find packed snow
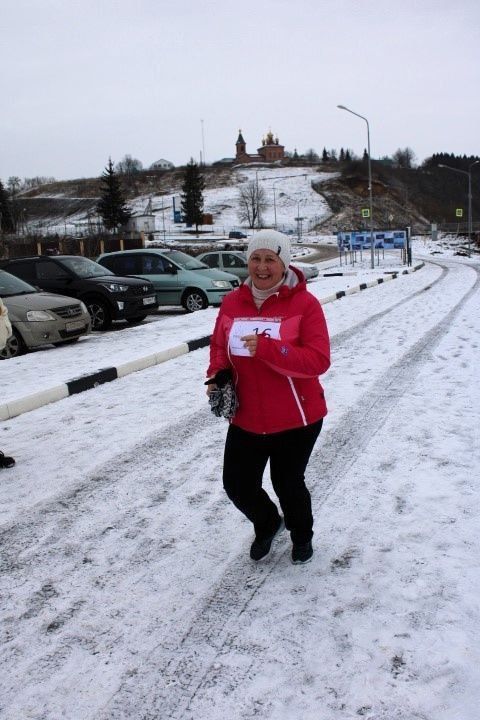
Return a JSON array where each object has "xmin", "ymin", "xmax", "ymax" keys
[{"xmin": 1, "ymin": 240, "xmax": 479, "ymax": 720}]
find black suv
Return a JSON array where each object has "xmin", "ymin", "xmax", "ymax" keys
[{"xmin": 0, "ymin": 255, "xmax": 158, "ymax": 330}]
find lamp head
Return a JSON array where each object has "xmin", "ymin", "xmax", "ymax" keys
[{"xmin": 337, "ymin": 105, "xmax": 347, "ymax": 110}]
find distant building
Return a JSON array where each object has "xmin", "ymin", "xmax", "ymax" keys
[
  {"xmin": 149, "ymin": 159, "xmax": 174, "ymax": 170},
  {"xmin": 123, "ymin": 198, "xmax": 156, "ymax": 234},
  {"xmin": 235, "ymin": 129, "xmax": 285, "ymax": 164},
  {"xmin": 124, "ymin": 214, "xmax": 155, "ymax": 234}
]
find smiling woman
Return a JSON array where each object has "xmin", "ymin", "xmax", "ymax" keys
[
  {"xmin": 206, "ymin": 229, "xmax": 331, "ymax": 565},
  {"xmin": 247, "ymin": 249, "xmax": 285, "ymax": 290}
]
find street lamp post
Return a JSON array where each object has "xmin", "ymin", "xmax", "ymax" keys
[
  {"xmin": 337, "ymin": 105, "xmax": 375, "ymax": 269},
  {"xmin": 273, "ymin": 185, "xmax": 278, "ymax": 230},
  {"xmin": 438, "ymin": 160, "xmax": 479, "ymax": 257},
  {"xmin": 272, "ymin": 178, "xmax": 285, "ymax": 230},
  {"xmin": 255, "ymin": 171, "xmax": 260, "ymax": 230}
]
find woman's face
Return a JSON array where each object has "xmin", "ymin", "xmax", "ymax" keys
[{"xmin": 248, "ymin": 249, "xmax": 285, "ymax": 290}]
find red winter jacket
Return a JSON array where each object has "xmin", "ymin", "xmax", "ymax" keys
[{"xmin": 207, "ymin": 267, "xmax": 330, "ymax": 434}]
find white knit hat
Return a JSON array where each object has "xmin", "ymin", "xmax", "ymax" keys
[{"xmin": 246, "ymin": 229, "xmax": 291, "ymax": 268}]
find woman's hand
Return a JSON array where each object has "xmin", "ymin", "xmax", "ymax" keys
[
  {"xmin": 205, "ymin": 380, "xmax": 217, "ymax": 396},
  {"xmin": 241, "ymin": 334, "xmax": 259, "ymax": 357}
]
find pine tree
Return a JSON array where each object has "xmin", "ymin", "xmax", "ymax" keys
[
  {"xmin": 0, "ymin": 180, "xmax": 14, "ymax": 232},
  {"xmin": 181, "ymin": 159, "xmax": 205, "ymax": 230},
  {"xmin": 322, "ymin": 148, "xmax": 329, "ymax": 163},
  {"xmin": 96, "ymin": 158, "xmax": 131, "ymax": 232},
  {"xmin": 339, "ymin": 148, "xmax": 345, "ymax": 162}
]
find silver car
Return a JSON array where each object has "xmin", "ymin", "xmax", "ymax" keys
[
  {"xmin": 197, "ymin": 250, "xmax": 320, "ymax": 281},
  {"xmin": 0, "ymin": 269, "xmax": 91, "ymax": 359}
]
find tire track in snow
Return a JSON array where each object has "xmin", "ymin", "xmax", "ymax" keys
[
  {"xmin": 313, "ymin": 262, "xmax": 479, "ymax": 501},
  {"xmin": 99, "ymin": 261, "xmax": 480, "ymax": 720},
  {"xmin": 330, "ymin": 259, "xmax": 447, "ymax": 349}
]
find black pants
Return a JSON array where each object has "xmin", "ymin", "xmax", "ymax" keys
[{"xmin": 222, "ymin": 420, "xmax": 322, "ymax": 544}]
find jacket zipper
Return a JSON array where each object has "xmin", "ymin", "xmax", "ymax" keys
[{"xmin": 287, "ymin": 377, "xmax": 307, "ymax": 426}]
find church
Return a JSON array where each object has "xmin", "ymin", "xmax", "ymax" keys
[{"xmin": 235, "ymin": 129, "xmax": 285, "ymax": 164}]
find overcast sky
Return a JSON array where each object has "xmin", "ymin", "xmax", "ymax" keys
[{"xmin": 1, "ymin": 0, "xmax": 479, "ymax": 182}]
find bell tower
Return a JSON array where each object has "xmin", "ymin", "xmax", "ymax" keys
[{"xmin": 236, "ymin": 129, "xmax": 247, "ymax": 159}]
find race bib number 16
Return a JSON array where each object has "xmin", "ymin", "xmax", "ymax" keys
[{"xmin": 229, "ymin": 318, "xmax": 281, "ymax": 357}]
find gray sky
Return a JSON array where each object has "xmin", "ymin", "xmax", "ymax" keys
[{"xmin": 2, "ymin": 0, "xmax": 479, "ymax": 181}]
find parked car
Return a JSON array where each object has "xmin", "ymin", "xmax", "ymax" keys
[
  {"xmin": 197, "ymin": 250, "xmax": 249, "ymax": 280},
  {"xmin": 290, "ymin": 261, "xmax": 319, "ymax": 280},
  {"xmin": 96, "ymin": 248, "xmax": 240, "ymax": 312},
  {"xmin": 228, "ymin": 231, "xmax": 247, "ymax": 239},
  {"xmin": 0, "ymin": 269, "xmax": 91, "ymax": 359},
  {"xmin": 0, "ymin": 255, "xmax": 158, "ymax": 331},
  {"xmin": 197, "ymin": 250, "xmax": 320, "ymax": 282}
]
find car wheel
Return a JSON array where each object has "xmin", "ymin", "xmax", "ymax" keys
[
  {"xmin": 86, "ymin": 299, "xmax": 112, "ymax": 331},
  {"xmin": 0, "ymin": 329, "xmax": 26, "ymax": 359},
  {"xmin": 126, "ymin": 315, "xmax": 147, "ymax": 324},
  {"xmin": 182, "ymin": 289, "xmax": 208, "ymax": 312}
]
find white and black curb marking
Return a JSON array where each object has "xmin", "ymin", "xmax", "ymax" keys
[
  {"xmin": 0, "ymin": 263, "xmax": 424, "ymax": 421},
  {"xmin": 318, "ymin": 263, "xmax": 424, "ymax": 305}
]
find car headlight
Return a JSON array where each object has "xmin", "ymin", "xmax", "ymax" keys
[
  {"xmin": 100, "ymin": 282, "xmax": 129, "ymax": 292},
  {"xmin": 80, "ymin": 301, "xmax": 89, "ymax": 314},
  {"xmin": 26, "ymin": 310, "xmax": 56, "ymax": 322},
  {"xmin": 212, "ymin": 280, "xmax": 231, "ymax": 289}
]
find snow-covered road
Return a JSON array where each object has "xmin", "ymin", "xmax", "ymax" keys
[{"xmin": 1, "ymin": 254, "xmax": 479, "ymax": 720}]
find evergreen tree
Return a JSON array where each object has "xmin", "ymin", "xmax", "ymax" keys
[
  {"xmin": 322, "ymin": 148, "xmax": 329, "ymax": 163},
  {"xmin": 339, "ymin": 148, "xmax": 345, "ymax": 162},
  {"xmin": 181, "ymin": 158, "xmax": 205, "ymax": 230},
  {"xmin": 96, "ymin": 158, "xmax": 131, "ymax": 232},
  {"xmin": 0, "ymin": 180, "xmax": 14, "ymax": 232},
  {"xmin": 345, "ymin": 149, "xmax": 352, "ymax": 162}
]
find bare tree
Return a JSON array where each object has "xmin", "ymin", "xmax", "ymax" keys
[
  {"xmin": 115, "ymin": 155, "xmax": 143, "ymax": 175},
  {"xmin": 23, "ymin": 176, "xmax": 56, "ymax": 189},
  {"xmin": 304, "ymin": 148, "xmax": 320, "ymax": 162},
  {"xmin": 237, "ymin": 181, "xmax": 267, "ymax": 229},
  {"xmin": 7, "ymin": 176, "xmax": 22, "ymax": 194},
  {"xmin": 392, "ymin": 147, "xmax": 417, "ymax": 169},
  {"xmin": 6, "ymin": 177, "xmax": 22, "ymax": 232}
]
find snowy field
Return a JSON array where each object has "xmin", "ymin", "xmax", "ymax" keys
[{"xmin": 1, "ymin": 243, "xmax": 479, "ymax": 720}]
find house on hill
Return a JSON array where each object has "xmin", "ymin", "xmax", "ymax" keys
[
  {"xmin": 149, "ymin": 159, "xmax": 174, "ymax": 170},
  {"xmin": 235, "ymin": 129, "xmax": 285, "ymax": 164}
]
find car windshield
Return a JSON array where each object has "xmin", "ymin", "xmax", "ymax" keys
[
  {"xmin": 59, "ymin": 256, "xmax": 114, "ymax": 278},
  {"xmin": 162, "ymin": 250, "xmax": 209, "ymax": 271},
  {"xmin": 0, "ymin": 269, "xmax": 37, "ymax": 297}
]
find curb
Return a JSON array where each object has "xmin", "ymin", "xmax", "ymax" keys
[
  {"xmin": 1, "ymin": 262, "xmax": 424, "ymax": 421},
  {"xmin": 318, "ymin": 262, "xmax": 424, "ymax": 305}
]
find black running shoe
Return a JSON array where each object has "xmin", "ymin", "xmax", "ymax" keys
[
  {"xmin": 250, "ymin": 517, "xmax": 284, "ymax": 561},
  {"xmin": 291, "ymin": 541, "xmax": 313, "ymax": 564},
  {"xmin": 0, "ymin": 451, "xmax": 15, "ymax": 469}
]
